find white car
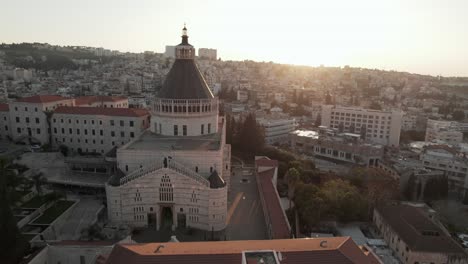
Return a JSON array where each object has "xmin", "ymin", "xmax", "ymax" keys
[
  {"xmin": 30, "ymin": 144, "xmax": 41, "ymax": 152},
  {"xmin": 457, "ymin": 234, "xmax": 468, "ymax": 248}
]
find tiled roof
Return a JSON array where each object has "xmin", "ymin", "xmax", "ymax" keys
[
  {"xmin": 105, "ymin": 237, "xmax": 379, "ymax": 264},
  {"xmin": 0, "ymin": 103, "xmax": 9, "ymax": 111},
  {"xmin": 255, "ymin": 157, "xmax": 279, "ymax": 168},
  {"xmin": 16, "ymin": 95, "xmax": 69, "ymax": 103},
  {"xmin": 159, "ymin": 59, "xmax": 214, "ymax": 99},
  {"xmin": 257, "ymin": 167, "xmax": 291, "ymax": 239},
  {"xmin": 53, "ymin": 106, "xmax": 149, "ymax": 117},
  {"xmin": 75, "ymin": 96, "xmax": 127, "ymax": 106},
  {"xmin": 376, "ymin": 204, "xmax": 467, "ymax": 255}
]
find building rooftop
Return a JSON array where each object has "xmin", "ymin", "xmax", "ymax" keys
[
  {"xmin": 74, "ymin": 95, "xmax": 127, "ymax": 106},
  {"xmin": 16, "ymin": 95, "xmax": 70, "ymax": 103},
  {"xmin": 121, "ymin": 130, "xmax": 222, "ymax": 152},
  {"xmin": 376, "ymin": 204, "xmax": 467, "ymax": 255},
  {"xmin": 105, "ymin": 237, "xmax": 380, "ymax": 264},
  {"xmin": 53, "ymin": 106, "xmax": 149, "ymax": 117}
]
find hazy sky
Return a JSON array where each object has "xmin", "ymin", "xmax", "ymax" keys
[{"xmin": 1, "ymin": 0, "xmax": 468, "ymax": 76}]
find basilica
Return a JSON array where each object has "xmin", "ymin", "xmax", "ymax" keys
[{"xmin": 105, "ymin": 26, "xmax": 231, "ymax": 232}]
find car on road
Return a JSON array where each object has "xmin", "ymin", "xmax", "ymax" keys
[{"xmin": 30, "ymin": 144, "xmax": 41, "ymax": 152}]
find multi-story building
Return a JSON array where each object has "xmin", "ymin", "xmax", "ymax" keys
[
  {"xmin": 402, "ymin": 113, "xmax": 418, "ymax": 131},
  {"xmin": 164, "ymin": 45, "xmax": 176, "ymax": 58},
  {"xmin": 420, "ymin": 145, "xmax": 468, "ymax": 196},
  {"xmin": 425, "ymin": 119, "xmax": 463, "ymax": 145},
  {"xmin": 257, "ymin": 116, "xmax": 297, "ymax": 145},
  {"xmin": 198, "ymin": 48, "xmax": 217, "ymax": 60},
  {"xmin": 321, "ymin": 105, "xmax": 403, "ymax": 147},
  {"xmin": 237, "ymin": 89, "xmax": 248, "ymax": 102},
  {"xmin": 51, "ymin": 107, "xmax": 150, "ymax": 154},
  {"xmin": 0, "ymin": 103, "xmax": 10, "ymax": 139},
  {"xmin": 290, "ymin": 129, "xmax": 384, "ymax": 166},
  {"xmin": 8, "ymin": 95, "xmax": 75, "ymax": 144},
  {"xmin": 105, "ymin": 26, "xmax": 230, "ymax": 232},
  {"xmin": 374, "ymin": 204, "xmax": 468, "ymax": 264},
  {"xmin": 1, "ymin": 95, "xmax": 141, "ymax": 153}
]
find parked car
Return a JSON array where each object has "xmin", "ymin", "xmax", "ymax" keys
[{"xmin": 30, "ymin": 144, "xmax": 41, "ymax": 152}]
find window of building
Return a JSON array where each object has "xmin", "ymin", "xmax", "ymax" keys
[
  {"xmin": 15, "ymin": 117, "xmax": 20, "ymax": 123},
  {"xmin": 100, "ymin": 130, "xmax": 103, "ymax": 136},
  {"xmin": 183, "ymin": 125, "xmax": 187, "ymax": 136},
  {"xmin": 92, "ymin": 129, "xmax": 95, "ymax": 135},
  {"xmin": 174, "ymin": 125, "xmax": 178, "ymax": 136},
  {"xmin": 111, "ymin": 131, "xmax": 115, "ymax": 137},
  {"xmin": 84, "ymin": 129, "xmax": 88, "ymax": 135},
  {"xmin": 110, "ymin": 120, "xmax": 114, "ymax": 126},
  {"xmin": 120, "ymin": 120, "xmax": 124, "ymax": 126},
  {"xmin": 77, "ymin": 129, "xmax": 80, "ymax": 135},
  {"xmin": 130, "ymin": 121, "xmax": 134, "ymax": 127},
  {"xmin": 120, "ymin": 131, "xmax": 125, "ymax": 137},
  {"xmin": 53, "ymin": 128, "xmax": 57, "ymax": 133},
  {"xmin": 130, "ymin": 132, "xmax": 135, "ymax": 138},
  {"xmin": 17, "ymin": 127, "xmax": 21, "ymax": 133},
  {"xmin": 201, "ymin": 124, "xmax": 204, "ymax": 134},
  {"xmin": 69, "ymin": 128, "xmax": 72, "ymax": 134},
  {"xmin": 208, "ymin": 123, "xmax": 211, "ymax": 134},
  {"xmin": 26, "ymin": 117, "xmax": 30, "ymax": 123}
]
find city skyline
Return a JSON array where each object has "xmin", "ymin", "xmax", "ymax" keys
[{"xmin": 1, "ymin": 0, "xmax": 468, "ymax": 77}]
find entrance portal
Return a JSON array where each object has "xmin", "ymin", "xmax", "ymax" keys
[{"xmin": 160, "ymin": 206, "xmax": 173, "ymax": 230}]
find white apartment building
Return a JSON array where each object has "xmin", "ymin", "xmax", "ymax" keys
[
  {"xmin": 257, "ymin": 116, "xmax": 297, "ymax": 145},
  {"xmin": 51, "ymin": 107, "xmax": 150, "ymax": 154},
  {"xmin": 420, "ymin": 145, "xmax": 468, "ymax": 196},
  {"xmin": 198, "ymin": 48, "xmax": 217, "ymax": 60},
  {"xmin": 164, "ymin": 45, "xmax": 176, "ymax": 58},
  {"xmin": 290, "ymin": 129, "xmax": 384, "ymax": 166},
  {"xmin": 321, "ymin": 105, "xmax": 403, "ymax": 147},
  {"xmin": 425, "ymin": 119, "xmax": 463, "ymax": 145},
  {"xmin": 13, "ymin": 68, "xmax": 33, "ymax": 81},
  {"xmin": 105, "ymin": 26, "xmax": 230, "ymax": 232}
]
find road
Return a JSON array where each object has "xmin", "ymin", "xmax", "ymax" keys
[{"xmin": 225, "ymin": 165, "xmax": 268, "ymax": 240}]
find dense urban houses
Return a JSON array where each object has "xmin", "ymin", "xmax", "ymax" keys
[
  {"xmin": 374, "ymin": 204, "xmax": 468, "ymax": 264},
  {"xmin": 425, "ymin": 119, "xmax": 464, "ymax": 145},
  {"xmin": 105, "ymin": 26, "xmax": 231, "ymax": 232},
  {"xmin": 290, "ymin": 128, "xmax": 384, "ymax": 166},
  {"xmin": 321, "ymin": 105, "xmax": 403, "ymax": 147}
]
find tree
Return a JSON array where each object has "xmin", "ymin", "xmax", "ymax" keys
[
  {"xmin": 286, "ymin": 168, "xmax": 301, "ymax": 209},
  {"xmin": 294, "ymin": 183, "xmax": 325, "ymax": 230},
  {"xmin": 0, "ymin": 159, "xmax": 29, "ymax": 263},
  {"xmin": 237, "ymin": 113, "xmax": 264, "ymax": 156},
  {"xmin": 31, "ymin": 172, "xmax": 47, "ymax": 195},
  {"xmin": 404, "ymin": 174, "xmax": 416, "ymax": 200}
]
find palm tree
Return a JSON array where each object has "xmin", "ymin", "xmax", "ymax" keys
[{"xmin": 31, "ymin": 172, "xmax": 47, "ymax": 195}]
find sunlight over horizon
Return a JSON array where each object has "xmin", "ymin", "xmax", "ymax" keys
[{"xmin": 1, "ymin": 0, "xmax": 468, "ymax": 76}]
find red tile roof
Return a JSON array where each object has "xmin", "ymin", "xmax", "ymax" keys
[
  {"xmin": 255, "ymin": 157, "xmax": 279, "ymax": 168},
  {"xmin": 257, "ymin": 167, "xmax": 291, "ymax": 239},
  {"xmin": 53, "ymin": 106, "xmax": 149, "ymax": 117},
  {"xmin": 75, "ymin": 96, "xmax": 127, "ymax": 106},
  {"xmin": 16, "ymin": 95, "xmax": 70, "ymax": 103},
  {"xmin": 105, "ymin": 238, "xmax": 379, "ymax": 264},
  {"xmin": 0, "ymin": 103, "xmax": 9, "ymax": 112}
]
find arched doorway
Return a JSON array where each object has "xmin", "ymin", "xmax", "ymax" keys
[{"xmin": 160, "ymin": 206, "xmax": 173, "ymax": 230}]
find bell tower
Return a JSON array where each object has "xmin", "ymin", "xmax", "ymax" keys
[{"xmin": 176, "ymin": 24, "xmax": 195, "ymax": 60}]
